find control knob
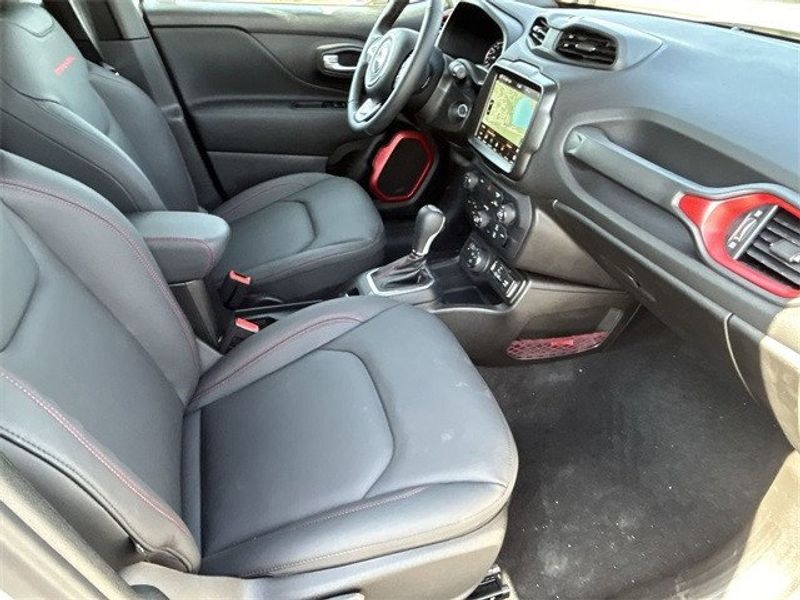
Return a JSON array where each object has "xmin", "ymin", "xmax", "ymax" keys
[
  {"xmin": 463, "ymin": 172, "xmax": 479, "ymax": 191},
  {"xmin": 464, "ymin": 244, "xmax": 489, "ymax": 272},
  {"xmin": 496, "ymin": 203, "xmax": 517, "ymax": 225},
  {"xmin": 472, "ymin": 209, "xmax": 491, "ymax": 230}
]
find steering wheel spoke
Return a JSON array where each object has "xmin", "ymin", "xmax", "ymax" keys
[{"xmin": 355, "ymin": 98, "xmax": 383, "ymax": 122}]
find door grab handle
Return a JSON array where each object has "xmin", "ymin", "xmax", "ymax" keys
[{"xmin": 322, "ymin": 53, "xmax": 357, "ymax": 73}]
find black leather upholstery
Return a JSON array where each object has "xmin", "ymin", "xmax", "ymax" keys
[
  {"xmin": 0, "ymin": 152, "xmax": 200, "ymax": 572},
  {"xmin": 189, "ymin": 297, "xmax": 516, "ymax": 577},
  {"xmin": 213, "ymin": 173, "xmax": 385, "ymax": 301},
  {"xmin": 0, "ymin": 3, "xmax": 385, "ymax": 301},
  {"xmin": 130, "ymin": 212, "xmax": 231, "ymax": 285},
  {"xmin": 0, "ymin": 152, "xmax": 517, "ymax": 589}
]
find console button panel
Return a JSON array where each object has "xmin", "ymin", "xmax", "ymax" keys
[
  {"xmin": 462, "ymin": 169, "xmax": 531, "ymax": 260},
  {"xmin": 488, "ymin": 259, "xmax": 522, "ymax": 299},
  {"xmin": 460, "ymin": 236, "xmax": 524, "ymax": 303},
  {"xmin": 463, "ymin": 239, "xmax": 490, "ymax": 273}
]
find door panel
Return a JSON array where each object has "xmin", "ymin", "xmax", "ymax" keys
[{"xmin": 143, "ymin": 0, "xmax": 426, "ymax": 196}]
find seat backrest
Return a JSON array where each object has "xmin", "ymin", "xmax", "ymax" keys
[
  {"xmin": 0, "ymin": 151, "xmax": 201, "ymax": 571},
  {"xmin": 0, "ymin": 2, "xmax": 198, "ymax": 214}
]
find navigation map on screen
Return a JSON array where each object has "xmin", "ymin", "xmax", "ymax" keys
[{"xmin": 474, "ymin": 73, "xmax": 541, "ymax": 168}]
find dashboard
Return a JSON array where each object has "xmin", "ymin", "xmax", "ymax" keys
[
  {"xmin": 437, "ymin": 2, "xmax": 506, "ymax": 68},
  {"xmin": 429, "ymin": 0, "xmax": 799, "ymax": 444}
]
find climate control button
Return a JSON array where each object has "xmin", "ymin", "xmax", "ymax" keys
[
  {"xmin": 463, "ymin": 172, "xmax": 479, "ymax": 191},
  {"xmin": 496, "ymin": 203, "xmax": 517, "ymax": 225},
  {"xmin": 472, "ymin": 209, "xmax": 491, "ymax": 229}
]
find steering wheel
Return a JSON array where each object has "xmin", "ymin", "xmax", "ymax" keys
[{"xmin": 348, "ymin": 0, "xmax": 443, "ymax": 136}]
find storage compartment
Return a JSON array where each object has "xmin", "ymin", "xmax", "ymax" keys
[
  {"xmin": 441, "ymin": 286, "xmax": 490, "ymax": 305},
  {"xmin": 600, "ymin": 119, "xmax": 767, "ymax": 188}
]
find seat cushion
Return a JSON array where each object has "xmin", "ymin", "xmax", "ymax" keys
[
  {"xmin": 212, "ymin": 173, "xmax": 385, "ymax": 301},
  {"xmin": 184, "ymin": 297, "xmax": 517, "ymax": 578}
]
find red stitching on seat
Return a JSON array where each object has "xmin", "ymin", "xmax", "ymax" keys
[
  {"xmin": 215, "ymin": 176, "xmax": 330, "ymax": 223},
  {"xmin": 0, "ymin": 370, "xmax": 193, "ymax": 538},
  {"xmin": 193, "ymin": 315, "xmax": 363, "ymax": 402}
]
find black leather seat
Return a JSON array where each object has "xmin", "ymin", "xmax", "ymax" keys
[
  {"xmin": 0, "ymin": 3, "xmax": 384, "ymax": 302},
  {"xmin": 0, "ymin": 152, "xmax": 517, "ymax": 597}
]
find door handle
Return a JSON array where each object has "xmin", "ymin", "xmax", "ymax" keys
[
  {"xmin": 316, "ymin": 43, "xmax": 363, "ymax": 79},
  {"xmin": 322, "ymin": 53, "xmax": 357, "ymax": 74}
]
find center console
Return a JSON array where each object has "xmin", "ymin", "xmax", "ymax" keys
[
  {"xmin": 454, "ymin": 63, "xmax": 555, "ymax": 304},
  {"xmin": 212, "ymin": 62, "xmax": 635, "ymax": 366},
  {"xmin": 459, "ymin": 169, "xmax": 530, "ymax": 303},
  {"xmin": 338, "ymin": 60, "xmax": 635, "ymax": 364}
]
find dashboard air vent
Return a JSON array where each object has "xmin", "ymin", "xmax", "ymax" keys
[
  {"xmin": 556, "ymin": 26, "xmax": 618, "ymax": 66},
  {"xmin": 529, "ymin": 17, "xmax": 550, "ymax": 46},
  {"xmin": 740, "ymin": 208, "xmax": 800, "ymax": 290}
]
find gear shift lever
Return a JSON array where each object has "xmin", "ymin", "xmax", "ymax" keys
[
  {"xmin": 411, "ymin": 205, "xmax": 446, "ymax": 258},
  {"xmin": 371, "ymin": 205, "xmax": 445, "ymax": 290}
]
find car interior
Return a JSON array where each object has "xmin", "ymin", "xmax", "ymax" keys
[{"xmin": 0, "ymin": 0, "xmax": 798, "ymax": 598}]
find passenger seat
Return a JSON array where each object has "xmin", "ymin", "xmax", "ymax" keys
[
  {"xmin": 0, "ymin": 151, "xmax": 517, "ymax": 598},
  {"xmin": 0, "ymin": 2, "xmax": 385, "ymax": 302}
]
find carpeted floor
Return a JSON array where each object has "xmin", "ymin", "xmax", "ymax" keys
[{"xmin": 480, "ymin": 312, "xmax": 790, "ymax": 600}]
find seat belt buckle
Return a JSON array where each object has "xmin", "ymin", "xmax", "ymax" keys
[
  {"xmin": 220, "ymin": 270, "xmax": 252, "ymax": 309},
  {"xmin": 219, "ymin": 317, "xmax": 259, "ymax": 353}
]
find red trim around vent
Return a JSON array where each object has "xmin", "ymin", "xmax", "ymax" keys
[
  {"xmin": 678, "ymin": 193, "xmax": 800, "ymax": 299},
  {"xmin": 369, "ymin": 131, "xmax": 435, "ymax": 204}
]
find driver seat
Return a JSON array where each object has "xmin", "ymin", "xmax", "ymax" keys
[{"xmin": 0, "ymin": 2, "xmax": 385, "ymax": 302}]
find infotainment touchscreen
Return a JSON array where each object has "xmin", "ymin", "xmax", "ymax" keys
[{"xmin": 473, "ymin": 72, "xmax": 541, "ymax": 170}]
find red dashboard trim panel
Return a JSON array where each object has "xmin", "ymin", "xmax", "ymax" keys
[{"xmin": 678, "ymin": 192, "xmax": 800, "ymax": 299}]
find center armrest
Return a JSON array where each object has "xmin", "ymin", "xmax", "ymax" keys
[{"xmin": 130, "ymin": 211, "xmax": 231, "ymax": 284}]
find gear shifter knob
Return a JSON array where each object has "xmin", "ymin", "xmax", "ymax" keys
[{"xmin": 412, "ymin": 205, "xmax": 446, "ymax": 257}]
